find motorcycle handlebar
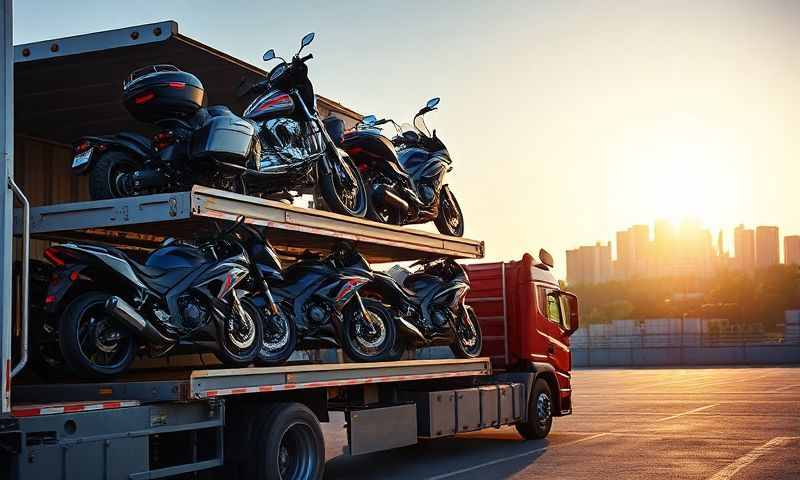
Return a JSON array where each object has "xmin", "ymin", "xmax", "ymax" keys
[{"xmin": 298, "ymin": 53, "xmax": 313, "ymax": 63}]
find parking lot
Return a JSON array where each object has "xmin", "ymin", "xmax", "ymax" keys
[{"xmin": 322, "ymin": 366, "xmax": 800, "ymax": 479}]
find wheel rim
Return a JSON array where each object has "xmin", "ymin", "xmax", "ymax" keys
[
  {"xmin": 350, "ymin": 309, "xmax": 388, "ymax": 358},
  {"xmin": 227, "ymin": 305, "xmax": 256, "ymax": 352},
  {"xmin": 262, "ymin": 313, "xmax": 290, "ymax": 355},
  {"xmin": 457, "ymin": 311, "xmax": 481, "ymax": 356},
  {"xmin": 76, "ymin": 302, "xmax": 132, "ymax": 369},
  {"xmin": 332, "ymin": 159, "xmax": 364, "ymax": 214},
  {"xmin": 277, "ymin": 422, "xmax": 317, "ymax": 480},
  {"xmin": 440, "ymin": 190, "xmax": 462, "ymax": 233},
  {"xmin": 108, "ymin": 159, "xmax": 137, "ymax": 197},
  {"xmin": 536, "ymin": 392, "xmax": 552, "ymax": 430}
]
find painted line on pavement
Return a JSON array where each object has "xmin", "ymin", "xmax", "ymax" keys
[
  {"xmin": 654, "ymin": 403, "xmax": 719, "ymax": 422},
  {"xmin": 424, "ymin": 433, "xmax": 609, "ymax": 480},
  {"xmin": 706, "ymin": 436, "xmax": 799, "ymax": 480}
]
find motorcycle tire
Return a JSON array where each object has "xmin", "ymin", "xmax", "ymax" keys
[
  {"xmin": 89, "ymin": 150, "xmax": 142, "ymax": 200},
  {"xmin": 341, "ymin": 298, "xmax": 397, "ymax": 362},
  {"xmin": 59, "ymin": 292, "xmax": 137, "ymax": 380},
  {"xmin": 450, "ymin": 305, "xmax": 483, "ymax": 358},
  {"xmin": 319, "ymin": 154, "xmax": 368, "ymax": 218},
  {"xmin": 256, "ymin": 306, "xmax": 297, "ymax": 365},
  {"xmin": 434, "ymin": 185, "xmax": 465, "ymax": 237},
  {"xmin": 215, "ymin": 297, "xmax": 264, "ymax": 366}
]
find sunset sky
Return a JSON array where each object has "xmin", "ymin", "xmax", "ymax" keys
[{"xmin": 13, "ymin": 0, "xmax": 800, "ymax": 278}]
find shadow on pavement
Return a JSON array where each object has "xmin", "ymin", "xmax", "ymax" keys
[{"xmin": 324, "ymin": 431, "xmax": 549, "ymax": 480}]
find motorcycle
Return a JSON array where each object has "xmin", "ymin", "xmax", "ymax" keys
[
  {"xmin": 259, "ymin": 241, "xmax": 397, "ymax": 362},
  {"xmin": 362, "ymin": 258, "xmax": 482, "ymax": 360},
  {"xmin": 337, "ymin": 97, "xmax": 466, "ymax": 236},
  {"xmin": 71, "ymin": 33, "xmax": 369, "ymax": 219},
  {"xmin": 41, "ymin": 221, "xmax": 263, "ymax": 379}
]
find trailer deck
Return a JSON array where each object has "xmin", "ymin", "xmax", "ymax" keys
[
  {"xmin": 21, "ymin": 185, "xmax": 484, "ymax": 262},
  {"xmin": 11, "ymin": 358, "xmax": 491, "ymax": 407}
]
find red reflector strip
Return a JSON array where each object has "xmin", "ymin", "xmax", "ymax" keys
[
  {"xmin": 45, "ymin": 295, "xmax": 56, "ymax": 304},
  {"xmin": 134, "ymin": 92, "xmax": 156, "ymax": 104},
  {"xmin": 168, "ymin": 82, "xmax": 186, "ymax": 89},
  {"xmin": 12, "ymin": 400, "xmax": 140, "ymax": 418}
]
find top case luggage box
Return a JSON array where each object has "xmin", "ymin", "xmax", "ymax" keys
[{"xmin": 123, "ymin": 65, "xmax": 206, "ymax": 123}]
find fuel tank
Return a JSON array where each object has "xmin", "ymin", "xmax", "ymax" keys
[
  {"xmin": 243, "ymin": 91, "xmax": 295, "ymax": 121},
  {"xmin": 145, "ymin": 245, "xmax": 208, "ymax": 269}
]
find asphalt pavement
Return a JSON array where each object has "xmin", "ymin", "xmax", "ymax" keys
[{"xmin": 322, "ymin": 366, "xmax": 800, "ymax": 479}]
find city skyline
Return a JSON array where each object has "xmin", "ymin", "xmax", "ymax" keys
[{"xmin": 567, "ymin": 218, "xmax": 796, "ymax": 286}]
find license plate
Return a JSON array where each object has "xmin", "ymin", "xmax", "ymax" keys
[{"xmin": 72, "ymin": 148, "xmax": 93, "ymax": 168}]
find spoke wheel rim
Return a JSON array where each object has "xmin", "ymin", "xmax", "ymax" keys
[
  {"xmin": 76, "ymin": 304, "xmax": 131, "ymax": 369},
  {"xmin": 351, "ymin": 310, "xmax": 387, "ymax": 357}
]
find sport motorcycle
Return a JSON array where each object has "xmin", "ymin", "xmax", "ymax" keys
[
  {"xmin": 362, "ymin": 257, "xmax": 482, "ymax": 360},
  {"xmin": 41, "ymin": 221, "xmax": 263, "ymax": 379},
  {"xmin": 252, "ymin": 241, "xmax": 397, "ymax": 362},
  {"xmin": 336, "ymin": 97, "xmax": 465, "ymax": 236},
  {"xmin": 71, "ymin": 33, "xmax": 368, "ymax": 218}
]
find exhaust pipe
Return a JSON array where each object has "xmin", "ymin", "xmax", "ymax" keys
[
  {"xmin": 105, "ymin": 296, "xmax": 173, "ymax": 347},
  {"xmin": 373, "ymin": 184, "xmax": 409, "ymax": 219}
]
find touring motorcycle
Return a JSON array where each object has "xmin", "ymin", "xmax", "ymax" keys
[
  {"xmin": 71, "ymin": 33, "xmax": 368, "ymax": 218},
  {"xmin": 335, "ymin": 98, "xmax": 465, "ymax": 236},
  {"xmin": 41, "ymin": 221, "xmax": 263, "ymax": 379},
  {"xmin": 249, "ymin": 241, "xmax": 397, "ymax": 362},
  {"xmin": 362, "ymin": 257, "xmax": 482, "ymax": 360}
]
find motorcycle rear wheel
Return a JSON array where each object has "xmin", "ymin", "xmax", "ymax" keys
[
  {"xmin": 318, "ymin": 154, "xmax": 368, "ymax": 218},
  {"xmin": 59, "ymin": 292, "xmax": 137, "ymax": 380},
  {"xmin": 89, "ymin": 150, "xmax": 141, "ymax": 200}
]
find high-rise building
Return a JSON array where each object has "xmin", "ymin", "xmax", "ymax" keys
[
  {"xmin": 755, "ymin": 226, "xmax": 779, "ymax": 267},
  {"xmin": 734, "ymin": 225, "xmax": 755, "ymax": 271},
  {"xmin": 566, "ymin": 242, "xmax": 612, "ymax": 285},
  {"xmin": 785, "ymin": 235, "xmax": 800, "ymax": 265}
]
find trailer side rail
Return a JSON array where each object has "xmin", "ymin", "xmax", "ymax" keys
[{"xmin": 25, "ymin": 185, "xmax": 485, "ymax": 262}]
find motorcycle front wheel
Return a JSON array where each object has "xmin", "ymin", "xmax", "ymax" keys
[
  {"xmin": 318, "ymin": 154, "xmax": 368, "ymax": 218},
  {"xmin": 256, "ymin": 306, "xmax": 297, "ymax": 365},
  {"xmin": 215, "ymin": 297, "xmax": 263, "ymax": 366},
  {"xmin": 341, "ymin": 298, "xmax": 397, "ymax": 362},
  {"xmin": 450, "ymin": 305, "xmax": 483, "ymax": 358},
  {"xmin": 434, "ymin": 185, "xmax": 465, "ymax": 237}
]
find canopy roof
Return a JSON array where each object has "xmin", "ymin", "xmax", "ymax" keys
[{"xmin": 14, "ymin": 21, "xmax": 360, "ymax": 144}]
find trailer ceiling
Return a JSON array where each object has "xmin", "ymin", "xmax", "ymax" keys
[{"xmin": 14, "ymin": 21, "xmax": 271, "ymax": 145}]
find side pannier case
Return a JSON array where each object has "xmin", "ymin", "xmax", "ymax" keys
[{"xmin": 123, "ymin": 65, "xmax": 206, "ymax": 123}]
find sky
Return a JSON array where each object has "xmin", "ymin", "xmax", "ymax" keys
[{"xmin": 12, "ymin": 0, "xmax": 800, "ymax": 278}]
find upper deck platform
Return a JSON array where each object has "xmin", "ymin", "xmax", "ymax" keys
[{"xmin": 23, "ymin": 185, "xmax": 484, "ymax": 263}]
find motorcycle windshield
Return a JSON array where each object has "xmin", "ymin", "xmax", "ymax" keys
[{"xmin": 413, "ymin": 115, "xmax": 432, "ymax": 138}]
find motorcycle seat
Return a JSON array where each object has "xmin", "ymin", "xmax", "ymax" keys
[{"xmin": 87, "ymin": 243, "xmax": 195, "ymax": 294}]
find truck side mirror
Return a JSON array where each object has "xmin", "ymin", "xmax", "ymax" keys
[{"xmin": 562, "ymin": 292, "xmax": 580, "ymax": 336}]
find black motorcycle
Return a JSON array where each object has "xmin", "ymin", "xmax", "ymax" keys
[
  {"xmin": 71, "ymin": 33, "xmax": 368, "ymax": 218},
  {"xmin": 338, "ymin": 98, "xmax": 465, "ymax": 236},
  {"xmin": 257, "ymin": 242, "xmax": 397, "ymax": 362},
  {"xmin": 362, "ymin": 258, "xmax": 482, "ymax": 360},
  {"xmin": 41, "ymin": 221, "xmax": 263, "ymax": 379}
]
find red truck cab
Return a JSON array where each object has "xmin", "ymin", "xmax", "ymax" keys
[{"xmin": 466, "ymin": 251, "xmax": 579, "ymax": 416}]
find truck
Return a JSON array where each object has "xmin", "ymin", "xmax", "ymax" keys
[{"xmin": 0, "ymin": 12, "xmax": 580, "ymax": 480}]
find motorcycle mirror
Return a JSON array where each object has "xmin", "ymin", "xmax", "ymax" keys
[
  {"xmin": 361, "ymin": 115, "xmax": 377, "ymax": 126},
  {"xmin": 426, "ymin": 97, "xmax": 440, "ymax": 109},
  {"xmin": 301, "ymin": 32, "xmax": 315, "ymax": 48},
  {"xmin": 263, "ymin": 49, "xmax": 276, "ymax": 62}
]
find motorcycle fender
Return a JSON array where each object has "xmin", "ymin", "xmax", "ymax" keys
[
  {"xmin": 74, "ymin": 133, "xmax": 151, "ymax": 174},
  {"xmin": 43, "ymin": 265, "xmax": 89, "ymax": 314}
]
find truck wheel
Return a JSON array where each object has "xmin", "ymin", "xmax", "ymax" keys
[
  {"xmin": 89, "ymin": 150, "xmax": 140, "ymax": 200},
  {"xmin": 515, "ymin": 378, "xmax": 554, "ymax": 440},
  {"xmin": 250, "ymin": 402, "xmax": 325, "ymax": 480}
]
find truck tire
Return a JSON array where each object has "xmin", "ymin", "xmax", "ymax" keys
[
  {"xmin": 248, "ymin": 402, "xmax": 325, "ymax": 480},
  {"xmin": 515, "ymin": 378, "xmax": 554, "ymax": 440}
]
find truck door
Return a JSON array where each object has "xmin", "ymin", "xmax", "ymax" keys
[{"xmin": 537, "ymin": 286, "xmax": 572, "ymax": 375}]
